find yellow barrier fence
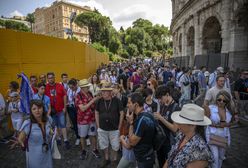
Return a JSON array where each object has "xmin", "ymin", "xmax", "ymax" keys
[{"xmin": 0, "ymin": 28, "xmax": 109, "ymax": 94}]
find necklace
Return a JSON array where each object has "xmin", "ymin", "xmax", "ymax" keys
[{"xmin": 104, "ymin": 99, "xmax": 112, "ymax": 111}]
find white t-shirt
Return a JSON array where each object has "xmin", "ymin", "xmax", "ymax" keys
[
  {"xmin": 67, "ymin": 87, "xmax": 81, "ymax": 105},
  {"xmin": 205, "ymin": 86, "xmax": 231, "ymax": 104},
  {"xmin": 8, "ymin": 101, "xmax": 23, "ymax": 120}
]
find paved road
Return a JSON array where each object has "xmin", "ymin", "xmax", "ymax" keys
[{"xmin": 0, "ymin": 125, "xmax": 248, "ymax": 168}]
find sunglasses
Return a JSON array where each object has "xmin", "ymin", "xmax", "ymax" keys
[
  {"xmin": 217, "ymin": 98, "xmax": 227, "ymax": 103},
  {"xmin": 147, "ymin": 83, "xmax": 151, "ymax": 86}
]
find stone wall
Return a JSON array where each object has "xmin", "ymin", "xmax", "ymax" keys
[{"xmin": 171, "ymin": 0, "xmax": 248, "ymax": 71}]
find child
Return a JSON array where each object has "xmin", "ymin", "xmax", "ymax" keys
[{"xmin": 7, "ymin": 92, "xmax": 23, "ymax": 137}]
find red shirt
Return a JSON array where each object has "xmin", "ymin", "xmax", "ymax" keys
[
  {"xmin": 75, "ymin": 91, "xmax": 95, "ymax": 125},
  {"xmin": 32, "ymin": 86, "xmax": 38, "ymax": 94},
  {"xmin": 45, "ymin": 83, "xmax": 66, "ymax": 113}
]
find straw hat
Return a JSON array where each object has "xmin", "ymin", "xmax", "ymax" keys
[
  {"xmin": 100, "ymin": 81, "xmax": 113, "ymax": 91},
  {"xmin": 78, "ymin": 79, "xmax": 91, "ymax": 88},
  {"xmin": 171, "ymin": 104, "xmax": 211, "ymax": 126}
]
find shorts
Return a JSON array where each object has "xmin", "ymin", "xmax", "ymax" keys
[
  {"xmin": 97, "ymin": 128, "xmax": 120, "ymax": 151},
  {"xmin": 78, "ymin": 122, "xmax": 97, "ymax": 138},
  {"xmin": 11, "ymin": 118, "xmax": 23, "ymax": 131},
  {"xmin": 52, "ymin": 112, "xmax": 66, "ymax": 128}
]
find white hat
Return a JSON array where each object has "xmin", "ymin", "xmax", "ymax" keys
[
  {"xmin": 217, "ymin": 67, "xmax": 224, "ymax": 73},
  {"xmin": 204, "ymin": 71, "xmax": 210, "ymax": 77},
  {"xmin": 171, "ymin": 104, "xmax": 211, "ymax": 126}
]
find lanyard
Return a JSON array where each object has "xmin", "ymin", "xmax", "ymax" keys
[
  {"xmin": 38, "ymin": 123, "xmax": 47, "ymax": 144},
  {"xmin": 104, "ymin": 99, "xmax": 112, "ymax": 111}
]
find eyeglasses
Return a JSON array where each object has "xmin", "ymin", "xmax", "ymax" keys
[{"xmin": 217, "ymin": 98, "xmax": 227, "ymax": 103}]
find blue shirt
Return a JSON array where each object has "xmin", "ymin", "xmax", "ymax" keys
[
  {"xmin": 163, "ymin": 71, "xmax": 173, "ymax": 85},
  {"xmin": 198, "ymin": 71, "xmax": 207, "ymax": 89},
  {"xmin": 33, "ymin": 94, "xmax": 50, "ymax": 112}
]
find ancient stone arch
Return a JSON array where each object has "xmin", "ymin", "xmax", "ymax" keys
[{"xmin": 202, "ymin": 16, "xmax": 222, "ymax": 55}]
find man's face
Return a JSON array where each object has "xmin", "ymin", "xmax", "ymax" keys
[
  {"xmin": 102, "ymin": 90, "xmax": 111, "ymax": 99},
  {"xmin": 30, "ymin": 77, "xmax": 37, "ymax": 86},
  {"xmin": 62, "ymin": 75, "xmax": 68, "ymax": 83},
  {"xmin": 47, "ymin": 75, "xmax": 55, "ymax": 85},
  {"xmin": 69, "ymin": 84, "xmax": 76, "ymax": 91},
  {"xmin": 127, "ymin": 97, "xmax": 135, "ymax": 113},
  {"xmin": 241, "ymin": 71, "xmax": 248, "ymax": 79},
  {"xmin": 202, "ymin": 67, "xmax": 206, "ymax": 72},
  {"xmin": 39, "ymin": 75, "xmax": 46, "ymax": 83},
  {"xmin": 217, "ymin": 77, "xmax": 225, "ymax": 88},
  {"xmin": 38, "ymin": 86, "xmax": 45, "ymax": 94}
]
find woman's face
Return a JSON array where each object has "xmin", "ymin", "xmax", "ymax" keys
[
  {"xmin": 31, "ymin": 104, "xmax": 43, "ymax": 119},
  {"xmin": 176, "ymin": 123, "xmax": 194, "ymax": 134},
  {"xmin": 147, "ymin": 81, "xmax": 154, "ymax": 90},
  {"xmin": 93, "ymin": 75, "xmax": 98, "ymax": 82},
  {"xmin": 216, "ymin": 95, "xmax": 227, "ymax": 108}
]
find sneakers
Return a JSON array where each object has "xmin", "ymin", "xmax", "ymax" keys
[
  {"xmin": 80, "ymin": 150, "xmax": 87, "ymax": 160},
  {"xmin": 75, "ymin": 138, "xmax": 80, "ymax": 146},
  {"xmin": 98, "ymin": 159, "xmax": 111, "ymax": 168},
  {"xmin": 92, "ymin": 149, "xmax": 101, "ymax": 158},
  {"xmin": 64, "ymin": 140, "xmax": 71, "ymax": 149}
]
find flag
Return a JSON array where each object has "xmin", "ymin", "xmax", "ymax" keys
[{"xmin": 19, "ymin": 73, "xmax": 34, "ymax": 114}]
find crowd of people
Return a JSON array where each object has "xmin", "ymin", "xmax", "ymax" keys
[{"xmin": 0, "ymin": 58, "xmax": 247, "ymax": 168}]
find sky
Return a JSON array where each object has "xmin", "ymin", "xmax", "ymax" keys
[{"xmin": 0, "ymin": 0, "xmax": 172, "ymax": 30}]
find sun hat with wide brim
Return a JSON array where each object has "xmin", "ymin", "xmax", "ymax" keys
[
  {"xmin": 100, "ymin": 82, "xmax": 113, "ymax": 91},
  {"xmin": 78, "ymin": 79, "xmax": 91, "ymax": 88},
  {"xmin": 171, "ymin": 104, "xmax": 211, "ymax": 126}
]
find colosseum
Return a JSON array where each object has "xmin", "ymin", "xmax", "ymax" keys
[{"xmin": 170, "ymin": 0, "xmax": 248, "ymax": 71}]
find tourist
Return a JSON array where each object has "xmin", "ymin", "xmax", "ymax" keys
[
  {"xmin": 126, "ymin": 92, "xmax": 156, "ymax": 168},
  {"xmin": 164, "ymin": 104, "xmax": 213, "ymax": 168},
  {"xmin": 130, "ymin": 67, "xmax": 142, "ymax": 91},
  {"xmin": 39, "ymin": 74, "xmax": 47, "ymax": 85},
  {"xmin": 67, "ymin": 78, "xmax": 81, "ymax": 145},
  {"xmin": 154, "ymin": 85, "xmax": 180, "ymax": 167},
  {"xmin": 6, "ymin": 81, "xmax": 19, "ymax": 103},
  {"xmin": 209, "ymin": 67, "xmax": 224, "ymax": 88},
  {"xmin": 7, "ymin": 92, "xmax": 23, "ymax": 137},
  {"xmin": 143, "ymin": 88, "xmax": 159, "ymax": 113},
  {"xmin": 110, "ymin": 70, "xmax": 118, "ymax": 84},
  {"xmin": 95, "ymin": 82, "xmax": 124, "ymax": 167},
  {"xmin": 33, "ymin": 82, "xmax": 51, "ymax": 115},
  {"xmin": 75, "ymin": 79, "xmax": 100, "ymax": 159},
  {"xmin": 99, "ymin": 69, "xmax": 110, "ymax": 82},
  {"xmin": 89, "ymin": 74, "xmax": 100, "ymax": 97},
  {"xmin": 30, "ymin": 75, "xmax": 38, "ymax": 94},
  {"xmin": 179, "ymin": 68, "xmax": 191, "ymax": 106},
  {"xmin": 60, "ymin": 73, "xmax": 69, "ymax": 91},
  {"xmin": 203, "ymin": 75, "xmax": 232, "ymax": 117},
  {"xmin": 45, "ymin": 72, "xmax": 70, "ymax": 149},
  {"xmin": 117, "ymin": 66, "xmax": 130, "ymax": 92},
  {"xmin": 162, "ymin": 65, "xmax": 173, "ymax": 85},
  {"xmin": 234, "ymin": 69, "xmax": 248, "ymax": 116},
  {"xmin": 11, "ymin": 100, "xmax": 53, "ymax": 168},
  {"xmin": 194, "ymin": 66, "xmax": 207, "ymax": 104},
  {"xmin": 206, "ymin": 91, "xmax": 234, "ymax": 168}
]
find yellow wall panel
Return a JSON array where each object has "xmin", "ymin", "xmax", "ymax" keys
[{"xmin": 0, "ymin": 29, "xmax": 108, "ymax": 94}]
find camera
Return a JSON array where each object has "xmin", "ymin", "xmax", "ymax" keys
[{"xmin": 42, "ymin": 143, "xmax": 49, "ymax": 153}]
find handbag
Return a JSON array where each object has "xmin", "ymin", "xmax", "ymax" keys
[
  {"xmin": 51, "ymin": 127, "xmax": 61, "ymax": 159},
  {"xmin": 209, "ymin": 134, "xmax": 228, "ymax": 149}
]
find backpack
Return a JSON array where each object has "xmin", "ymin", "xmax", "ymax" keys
[{"xmin": 143, "ymin": 112, "xmax": 167, "ymax": 151}]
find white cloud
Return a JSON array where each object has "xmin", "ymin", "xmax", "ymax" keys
[
  {"xmin": 9, "ymin": 10, "xmax": 24, "ymax": 17},
  {"xmin": 112, "ymin": 4, "xmax": 171, "ymax": 29},
  {"xmin": 67, "ymin": 0, "xmax": 110, "ymax": 17}
]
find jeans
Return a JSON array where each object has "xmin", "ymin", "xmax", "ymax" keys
[
  {"xmin": 67, "ymin": 106, "xmax": 80, "ymax": 139},
  {"xmin": 52, "ymin": 111, "xmax": 66, "ymax": 128}
]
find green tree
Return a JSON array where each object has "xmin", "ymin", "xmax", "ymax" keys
[
  {"xmin": 25, "ymin": 13, "xmax": 35, "ymax": 32},
  {"xmin": 4, "ymin": 20, "xmax": 30, "ymax": 32},
  {"xmin": 75, "ymin": 10, "xmax": 112, "ymax": 44},
  {"xmin": 127, "ymin": 44, "xmax": 138, "ymax": 57},
  {"xmin": 91, "ymin": 42, "xmax": 108, "ymax": 53}
]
